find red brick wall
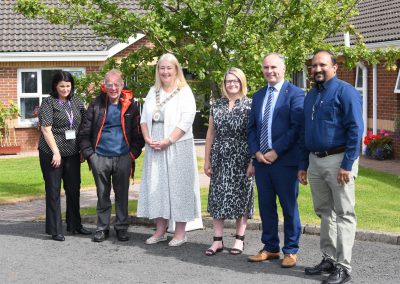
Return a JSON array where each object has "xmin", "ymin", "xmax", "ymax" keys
[
  {"xmin": 113, "ymin": 37, "xmax": 154, "ymax": 58},
  {"xmin": 0, "ymin": 67, "xmax": 17, "ymax": 105},
  {"xmin": 0, "ymin": 63, "xmax": 102, "ymax": 152}
]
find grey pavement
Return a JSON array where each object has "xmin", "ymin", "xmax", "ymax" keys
[{"xmin": 0, "ymin": 222, "xmax": 399, "ymax": 283}]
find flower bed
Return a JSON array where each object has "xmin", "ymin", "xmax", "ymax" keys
[{"xmin": 363, "ymin": 130, "xmax": 393, "ymax": 160}]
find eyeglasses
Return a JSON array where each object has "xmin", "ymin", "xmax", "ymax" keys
[
  {"xmin": 225, "ymin": 80, "xmax": 240, "ymax": 85},
  {"xmin": 104, "ymin": 83, "xmax": 122, "ymax": 88}
]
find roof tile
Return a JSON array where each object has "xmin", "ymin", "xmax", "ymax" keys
[{"xmin": 0, "ymin": 0, "xmax": 143, "ymax": 52}]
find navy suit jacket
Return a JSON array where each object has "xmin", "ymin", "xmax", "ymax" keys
[{"xmin": 247, "ymin": 80, "xmax": 304, "ymax": 167}]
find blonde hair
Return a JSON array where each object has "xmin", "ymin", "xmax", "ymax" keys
[
  {"xmin": 221, "ymin": 67, "xmax": 248, "ymax": 98},
  {"xmin": 154, "ymin": 53, "xmax": 188, "ymax": 91},
  {"xmin": 104, "ymin": 69, "xmax": 123, "ymax": 84}
]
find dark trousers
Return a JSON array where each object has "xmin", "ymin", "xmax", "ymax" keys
[
  {"xmin": 39, "ymin": 151, "xmax": 82, "ymax": 235},
  {"xmin": 90, "ymin": 153, "xmax": 131, "ymax": 231},
  {"xmin": 254, "ymin": 162, "xmax": 301, "ymax": 254}
]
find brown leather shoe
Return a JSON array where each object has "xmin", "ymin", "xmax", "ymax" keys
[
  {"xmin": 248, "ymin": 250, "xmax": 280, "ymax": 262},
  {"xmin": 281, "ymin": 254, "xmax": 297, "ymax": 268}
]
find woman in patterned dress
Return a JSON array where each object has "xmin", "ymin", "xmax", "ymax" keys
[
  {"xmin": 137, "ymin": 53, "xmax": 201, "ymax": 247},
  {"xmin": 204, "ymin": 67, "xmax": 254, "ymax": 255},
  {"xmin": 38, "ymin": 71, "xmax": 91, "ymax": 241}
]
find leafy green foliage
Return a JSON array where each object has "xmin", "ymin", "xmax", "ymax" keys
[{"xmin": 14, "ymin": 0, "xmax": 400, "ymax": 104}]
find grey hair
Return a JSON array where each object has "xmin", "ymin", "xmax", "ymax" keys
[
  {"xmin": 262, "ymin": 52, "xmax": 286, "ymax": 66},
  {"xmin": 104, "ymin": 69, "xmax": 123, "ymax": 83}
]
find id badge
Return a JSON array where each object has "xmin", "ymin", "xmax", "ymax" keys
[{"xmin": 65, "ymin": 130, "xmax": 76, "ymax": 140}]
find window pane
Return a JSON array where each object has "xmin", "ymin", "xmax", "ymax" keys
[
  {"xmin": 21, "ymin": 72, "xmax": 37, "ymax": 93},
  {"xmin": 20, "ymin": 97, "xmax": 39, "ymax": 120},
  {"xmin": 397, "ymin": 74, "xmax": 400, "ymax": 90},
  {"xmin": 356, "ymin": 66, "xmax": 363, "ymax": 88},
  {"xmin": 291, "ymin": 71, "xmax": 305, "ymax": 89},
  {"xmin": 42, "ymin": 70, "xmax": 61, "ymax": 94},
  {"xmin": 68, "ymin": 70, "xmax": 84, "ymax": 79}
]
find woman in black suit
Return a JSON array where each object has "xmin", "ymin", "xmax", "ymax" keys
[{"xmin": 38, "ymin": 71, "xmax": 91, "ymax": 241}]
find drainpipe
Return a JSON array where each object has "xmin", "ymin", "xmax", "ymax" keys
[
  {"xmin": 373, "ymin": 64, "xmax": 377, "ymax": 134},
  {"xmin": 362, "ymin": 65, "xmax": 368, "ymax": 153}
]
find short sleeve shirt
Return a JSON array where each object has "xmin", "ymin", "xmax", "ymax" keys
[{"xmin": 38, "ymin": 95, "xmax": 85, "ymax": 156}]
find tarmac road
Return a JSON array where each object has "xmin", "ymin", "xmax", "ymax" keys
[{"xmin": 0, "ymin": 221, "xmax": 399, "ymax": 283}]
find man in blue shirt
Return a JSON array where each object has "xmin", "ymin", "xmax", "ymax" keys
[{"xmin": 298, "ymin": 50, "xmax": 363, "ymax": 284}]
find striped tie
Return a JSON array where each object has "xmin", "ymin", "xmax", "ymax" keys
[{"xmin": 259, "ymin": 86, "xmax": 275, "ymax": 154}]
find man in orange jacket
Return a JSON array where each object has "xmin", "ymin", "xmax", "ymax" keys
[{"xmin": 79, "ymin": 69, "xmax": 144, "ymax": 242}]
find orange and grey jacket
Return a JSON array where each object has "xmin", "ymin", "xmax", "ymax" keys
[{"xmin": 78, "ymin": 87, "xmax": 144, "ymax": 161}]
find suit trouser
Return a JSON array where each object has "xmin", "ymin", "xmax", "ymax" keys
[
  {"xmin": 90, "ymin": 153, "xmax": 131, "ymax": 231},
  {"xmin": 254, "ymin": 162, "xmax": 301, "ymax": 254},
  {"xmin": 308, "ymin": 153, "xmax": 358, "ymax": 272},
  {"xmin": 39, "ymin": 151, "xmax": 82, "ymax": 235}
]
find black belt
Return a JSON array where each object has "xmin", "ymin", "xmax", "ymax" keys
[{"xmin": 313, "ymin": 146, "xmax": 346, "ymax": 158}]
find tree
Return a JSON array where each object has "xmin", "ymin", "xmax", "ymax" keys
[{"xmin": 14, "ymin": 0, "xmax": 400, "ymax": 103}]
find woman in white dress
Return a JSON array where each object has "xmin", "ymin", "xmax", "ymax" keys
[{"xmin": 137, "ymin": 53, "xmax": 201, "ymax": 247}]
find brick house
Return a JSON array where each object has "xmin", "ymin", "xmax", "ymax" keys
[
  {"xmin": 1, "ymin": 0, "xmax": 400, "ymax": 158},
  {"xmin": 326, "ymin": 0, "xmax": 400, "ymax": 158},
  {"xmin": 0, "ymin": 1, "xmax": 152, "ymax": 152},
  {"xmin": 290, "ymin": 0, "xmax": 400, "ymax": 159}
]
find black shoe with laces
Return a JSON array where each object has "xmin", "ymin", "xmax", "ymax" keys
[
  {"xmin": 322, "ymin": 266, "xmax": 351, "ymax": 284},
  {"xmin": 93, "ymin": 230, "xmax": 109, "ymax": 242},
  {"xmin": 305, "ymin": 258, "xmax": 335, "ymax": 275},
  {"xmin": 115, "ymin": 229, "xmax": 129, "ymax": 241}
]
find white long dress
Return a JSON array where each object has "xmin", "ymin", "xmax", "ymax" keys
[{"xmin": 137, "ymin": 86, "xmax": 202, "ymax": 229}]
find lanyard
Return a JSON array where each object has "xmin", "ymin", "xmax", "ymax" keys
[{"xmin": 58, "ymin": 99, "xmax": 74, "ymax": 129}]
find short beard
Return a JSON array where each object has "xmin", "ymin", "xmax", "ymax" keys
[{"xmin": 314, "ymin": 73, "xmax": 325, "ymax": 85}]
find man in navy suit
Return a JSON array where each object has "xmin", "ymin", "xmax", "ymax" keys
[{"xmin": 247, "ymin": 53, "xmax": 304, "ymax": 268}]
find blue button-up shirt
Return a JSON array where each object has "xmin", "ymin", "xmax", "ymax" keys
[{"xmin": 299, "ymin": 76, "xmax": 363, "ymax": 171}]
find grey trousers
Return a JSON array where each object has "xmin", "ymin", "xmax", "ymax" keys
[
  {"xmin": 308, "ymin": 153, "xmax": 358, "ymax": 272},
  {"xmin": 90, "ymin": 153, "xmax": 131, "ymax": 231}
]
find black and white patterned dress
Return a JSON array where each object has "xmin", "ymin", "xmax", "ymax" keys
[{"xmin": 207, "ymin": 97, "xmax": 254, "ymax": 219}]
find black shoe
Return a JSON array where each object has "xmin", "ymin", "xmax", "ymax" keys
[
  {"xmin": 321, "ymin": 266, "xmax": 351, "ymax": 284},
  {"xmin": 305, "ymin": 258, "xmax": 335, "ymax": 275},
  {"xmin": 52, "ymin": 234, "xmax": 65, "ymax": 241},
  {"xmin": 93, "ymin": 230, "xmax": 109, "ymax": 242},
  {"xmin": 76, "ymin": 227, "xmax": 92, "ymax": 235},
  {"xmin": 115, "ymin": 229, "xmax": 129, "ymax": 241},
  {"xmin": 69, "ymin": 227, "xmax": 92, "ymax": 235}
]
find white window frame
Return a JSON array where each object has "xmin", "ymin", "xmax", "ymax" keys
[
  {"xmin": 394, "ymin": 68, "xmax": 400, "ymax": 93},
  {"xmin": 290, "ymin": 66, "xmax": 307, "ymax": 90},
  {"xmin": 17, "ymin": 67, "xmax": 86, "ymax": 127},
  {"xmin": 355, "ymin": 62, "xmax": 368, "ymax": 153}
]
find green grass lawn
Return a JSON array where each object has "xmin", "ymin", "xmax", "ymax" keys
[
  {"xmin": 0, "ymin": 156, "xmax": 399, "ymax": 232},
  {"xmin": 0, "ymin": 156, "xmax": 142, "ymax": 203}
]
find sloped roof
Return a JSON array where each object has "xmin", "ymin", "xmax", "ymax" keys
[
  {"xmin": 327, "ymin": 0, "xmax": 400, "ymax": 46},
  {"xmin": 0, "ymin": 0, "xmax": 144, "ymax": 52}
]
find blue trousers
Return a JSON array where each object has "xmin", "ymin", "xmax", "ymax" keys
[{"xmin": 254, "ymin": 162, "xmax": 301, "ymax": 254}]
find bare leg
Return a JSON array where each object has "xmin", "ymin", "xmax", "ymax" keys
[
  {"xmin": 231, "ymin": 217, "xmax": 247, "ymax": 252},
  {"xmin": 206, "ymin": 219, "xmax": 224, "ymax": 254},
  {"xmin": 173, "ymin": 222, "xmax": 187, "ymax": 240},
  {"xmin": 152, "ymin": 218, "xmax": 168, "ymax": 238}
]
